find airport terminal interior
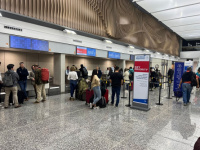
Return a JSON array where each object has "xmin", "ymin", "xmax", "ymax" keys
[{"xmin": 0, "ymin": 0, "xmax": 200, "ymax": 150}]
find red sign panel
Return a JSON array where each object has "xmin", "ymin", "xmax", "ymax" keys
[
  {"xmin": 77, "ymin": 47, "xmax": 87, "ymax": 55},
  {"xmin": 134, "ymin": 61, "xmax": 149, "ymax": 73}
]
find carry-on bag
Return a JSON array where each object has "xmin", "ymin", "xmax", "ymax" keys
[{"xmin": 86, "ymin": 89, "xmax": 94, "ymax": 104}]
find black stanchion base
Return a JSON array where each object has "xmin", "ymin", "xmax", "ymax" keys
[
  {"xmin": 125, "ymin": 104, "xmax": 131, "ymax": 107},
  {"xmin": 121, "ymin": 97, "xmax": 127, "ymax": 98},
  {"xmin": 166, "ymin": 97, "xmax": 172, "ymax": 99},
  {"xmin": 156, "ymin": 103, "xmax": 163, "ymax": 105}
]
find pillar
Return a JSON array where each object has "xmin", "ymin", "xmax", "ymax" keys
[{"xmin": 54, "ymin": 54, "xmax": 65, "ymax": 93}]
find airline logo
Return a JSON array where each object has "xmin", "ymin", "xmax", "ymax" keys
[{"xmin": 77, "ymin": 46, "xmax": 87, "ymax": 55}]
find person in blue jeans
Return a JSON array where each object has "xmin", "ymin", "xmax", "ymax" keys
[
  {"xmin": 17, "ymin": 62, "xmax": 29, "ymax": 101},
  {"xmin": 68, "ymin": 66, "xmax": 78, "ymax": 100},
  {"xmin": 91, "ymin": 69, "xmax": 101, "ymax": 109},
  {"xmin": 179, "ymin": 67, "xmax": 199, "ymax": 106},
  {"xmin": 110, "ymin": 66, "xmax": 123, "ymax": 107}
]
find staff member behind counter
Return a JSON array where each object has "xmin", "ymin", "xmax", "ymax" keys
[{"xmin": 17, "ymin": 62, "xmax": 29, "ymax": 101}]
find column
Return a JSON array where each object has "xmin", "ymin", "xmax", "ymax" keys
[{"xmin": 54, "ymin": 54, "xmax": 65, "ymax": 93}]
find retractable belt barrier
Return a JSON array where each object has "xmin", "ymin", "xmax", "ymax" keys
[{"xmin": 125, "ymin": 82, "xmax": 132, "ymax": 107}]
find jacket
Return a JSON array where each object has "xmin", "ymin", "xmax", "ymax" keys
[
  {"xmin": 35, "ymin": 68, "xmax": 42, "ymax": 85},
  {"xmin": 97, "ymin": 70, "xmax": 102, "ymax": 79},
  {"xmin": 123, "ymin": 71, "xmax": 130, "ymax": 83},
  {"xmin": 91, "ymin": 75, "xmax": 100, "ymax": 89},
  {"xmin": 5, "ymin": 70, "xmax": 19, "ymax": 87},
  {"xmin": 29, "ymin": 71, "xmax": 35, "ymax": 85},
  {"xmin": 17, "ymin": 67, "xmax": 29, "ymax": 81}
]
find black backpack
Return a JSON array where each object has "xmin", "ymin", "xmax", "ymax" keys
[
  {"xmin": 191, "ymin": 73, "xmax": 197, "ymax": 87},
  {"xmin": 3, "ymin": 72, "xmax": 14, "ymax": 87},
  {"xmin": 97, "ymin": 96, "xmax": 106, "ymax": 108},
  {"xmin": 82, "ymin": 67, "xmax": 88, "ymax": 76}
]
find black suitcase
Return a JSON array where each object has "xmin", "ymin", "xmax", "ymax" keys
[{"xmin": 18, "ymin": 91, "xmax": 24, "ymax": 104}]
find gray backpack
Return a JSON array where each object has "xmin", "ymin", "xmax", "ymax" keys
[{"xmin": 3, "ymin": 72, "xmax": 14, "ymax": 87}]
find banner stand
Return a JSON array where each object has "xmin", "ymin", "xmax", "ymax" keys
[{"xmin": 130, "ymin": 54, "xmax": 150, "ymax": 111}]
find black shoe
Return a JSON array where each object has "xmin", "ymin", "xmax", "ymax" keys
[{"xmin": 111, "ymin": 103, "xmax": 114, "ymax": 106}]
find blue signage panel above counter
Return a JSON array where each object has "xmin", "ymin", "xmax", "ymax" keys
[
  {"xmin": 108, "ymin": 51, "xmax": 120, "ymax": 59},
  {"xmin": 77, "ymin": 46, "xmax": 96, "ymax": 57},
  {"xmin": 10, "ymin": 35, "xmax": 49, "ymax": 51}
]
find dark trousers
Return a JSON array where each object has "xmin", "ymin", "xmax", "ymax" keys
[
  {"xmin": 70, "ymin": 80, "xmax": 77, "ymax": 97},
  {"xmin": 18, "ymin": 80, "xmax": 28, "ymax": 99},
  {"xmin": 111, "ymin": 86, "xmax": 121, "ymax": 106}
]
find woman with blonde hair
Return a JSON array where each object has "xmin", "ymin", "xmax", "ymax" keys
[{"xmin": 68, "ymin": 66, "xmax": 78, "ymax": 100}]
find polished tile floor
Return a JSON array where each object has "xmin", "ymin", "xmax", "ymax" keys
[{"xmin": 0, "ymin": 87, "xmax": 199, "ymax": 150}]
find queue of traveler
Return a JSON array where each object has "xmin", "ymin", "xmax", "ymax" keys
[
  {"xmin": 0, "ymin": 63, "xmax": 48, "ymax": 109},
  {"xmin": 67, "ymin": 64, "xmax": 135, "ymax": 109}
]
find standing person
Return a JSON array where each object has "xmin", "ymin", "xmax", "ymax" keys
[
  {"xmin": 3, "ymin": 64, "xmax": 21, "ymax": 108},
  {"xmin": 29, "ymin": 65, "xmax": 37, "ymax": 99},
  {"xmin": 179, "ymin": 67, "xmax": 199, "ymax": 106},
  {"xmin": 68, "ymin": 66, "xmax": 78, "ymax": 100},
  {"xmin": 123, "ymin": 68, "xmax": 130, "ymax": 90},
  {"xmin": 168, "ymin": 68, "xmax": 174, "ymax": 83},
  {"xmin": 66, "ymin": 66, "xmax": 70, "ymax": 75},
  {"xmin": 90, "ymin": 69, "xmax": 101, "ymax": 109},
  {"xmin": 79, "ymin": 64, "xmax": 88, "ymax": 79},
  {"xmin": 34, "ymin": 65, "xmax": 47, "ymax": 103},
  {"xmin": 110, "ymin": 66, "xmax": 123, "ymax": 107},
  {"xmin": 97, "ymin": 67, "xmax": 102, "ymax": 79},
  {"xmin": 129, "ymin": 67, "xmax": 134, "ymax": 81},
  {"xmin": 17, "ymin": 62, "xmax": 29, "ymax": 101},
  {"xmin": 0, "ymin": 63, "xmax": 3, "ymax": 103},
  {"xmin": 196, "ymin": 67, "xmax": 200, "ymax": 85}
]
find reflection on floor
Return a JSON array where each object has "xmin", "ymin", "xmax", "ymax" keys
[{"xmin": 0, "ymin": 87, "xmax": 199, "ymax": 150}]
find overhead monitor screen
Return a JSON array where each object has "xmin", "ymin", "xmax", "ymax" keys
[
  {"xmin": 10, "ymin": 36, "xmax": 32, "ymax": 50},
  {"xmin": 10, "ymin": 35, "xmax": 49, "ymax": 51},
  {"xmin": 108, "ymin": 51, "xmax": 120, "ymax": 59},
  {"xmin": 77, "ymin": 46, "xmax": 96, "ymax": 56}
]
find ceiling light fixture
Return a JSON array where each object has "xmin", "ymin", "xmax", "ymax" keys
[
  {"xmin": 157, "ymin": 52, "xmax": 160, "ymax": 55},
  {"xmin": 165, "ymin": 54, "xmax": 168, "ymax": 57},
  {"xmin": 104, "ymin": 40, "xmax": 112, "ymax": 44},
  {"xmin": 129, "ymin": 46, "xmax": 135, "ymax": 49},
  {"xmin": 146, "ymin": 50, "xmax": 150, "ymax": 52},
  {"xmin": 63, "ymin": 29, "xmax": 76, "ymax": 35}
]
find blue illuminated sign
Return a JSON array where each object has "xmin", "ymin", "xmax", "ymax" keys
[
  {"xmin": 108, "ymin": 51, "xmax": 120, "ymax": 59},
  {"xmin": 10, "ymin": 35, "xmax": 49, "ymax": 51},
  {"xmin": 87, "ymin": 48, "xmax": 96, "ymax": 56},
  {"xmin": 10, "ymin": 36, "xmax": 31, "ymax": 50}
]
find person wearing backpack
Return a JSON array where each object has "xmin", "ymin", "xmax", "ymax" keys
[
  {"xmin": 34, "ymin": 65, "xmax": 48, "ymax": 103},
  {"xmin": 79, "ymin": 64, "xmax": 88, "ymax": 79},
  {"xmin": 179, "ymin": 67, "xmax": 199, "ymax": 106},
  {"xmin": 17, "ymin": 62, "xmax": 29, "ymax": 101},
  {"xmin": 3, "ymin": 64, "xmax": 21, "ymax": 108},
  {"xmin": 196, "ymin": 67, "xmax": 200, "ymax": 86},
  {"xmin": 90, "ymin": 69, "xmax": 101, "ymax": 109},
  {"xmin": 129, "ymin": 67, "xmax": 134, "ymax": 81}
]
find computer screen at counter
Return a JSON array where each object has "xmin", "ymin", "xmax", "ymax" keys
[{"xmin": 10, "ymin": 35, "xmax": 49, "ymax": 51}]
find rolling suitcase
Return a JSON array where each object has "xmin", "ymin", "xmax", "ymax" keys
[
  {"xmin": 104, "ymin": 89, "xmax": 109, "ymax": 103},
  {"xmin": 86, "ymin": 89, "xmax": 94, "ymax": 104}
]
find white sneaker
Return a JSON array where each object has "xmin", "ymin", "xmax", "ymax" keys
[
  {"xmin": 93, "ymin": 106, "xmax": 99, "ymax": 109},
  {"xmin": 90, "ymin": 103, "xmax": 93, "ymax": 109}
]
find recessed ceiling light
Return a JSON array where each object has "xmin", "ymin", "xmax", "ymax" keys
[
  {"xmin": 0, "ymin": 13, "xmax": 2, "ymax": 17},
  {"xmin": 129, "ymin": 46, "xmax": 135, "ymax": 49},
  {"xmin": 104, "ymin": 40, "xmax": 112, "ymax": 44},
  {"xmin": 63, "ymin": 29, "xmax": 76, "ymax": 35}
]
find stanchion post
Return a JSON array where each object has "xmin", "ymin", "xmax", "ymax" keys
[
  {"xmin": 167, "ymin": 80, "xmax": 172, "ymax": 99},
  {"xmin": 125, "ymin": 82, "xmax": 131, "ymax": 107},
  {"xmin": 156, "ymin": 82, "xmax": 163, "ymax": 105},
  {"xmin": 121, "ymin": 80, "xmax": 127, "ymax": 98}
]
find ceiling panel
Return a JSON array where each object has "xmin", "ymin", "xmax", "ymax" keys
[
  {"xmin": 137, "ymin": 0, "xmax": 200, "ymax": 13},
  {"xmin": 163, "ymin": 15, "xmax": 200, "ymax": 27},
  {"xmin": 153, "ymin": 3, "xmax": 200, "ymax": 21},
  {"xmin": 171, "ymin": 24, "xmax": 200, "ymax": 32}
]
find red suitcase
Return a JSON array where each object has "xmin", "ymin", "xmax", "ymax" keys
[
  {"xmin": 86, "ymin": 89, "xmax": 94, "ymax": 104},
  {"xmin": 104, "ymin": 89, "xmax": 109, "ymax": 103}
]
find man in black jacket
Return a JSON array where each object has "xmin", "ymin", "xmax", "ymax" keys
[{"xmin": 17, "ymin": 62, "xmax": 29, "ymax": 101}]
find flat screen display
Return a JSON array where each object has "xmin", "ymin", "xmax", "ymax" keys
[
  {"xmin": 10, "ymin": 35, "xmax": 49, "ymax": 51},
  {"xmin": 130, "ymin": 55, "xmax": 134, "ymax": 61},
  {"xmin": 32, "ymin": 39, "xmax": 49, "ymax": 51},
  {"xmin": 10, "ymin": 36, "xmax": 32, "ymax": 50},
  {"xmin": 108, "ymin": 51, "xmax": 120, "ymax": 59},
  {"xmin": 77, "ymin": 46, "xmax": 96, "ymax": 56}
]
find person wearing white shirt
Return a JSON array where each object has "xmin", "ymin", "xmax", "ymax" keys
[{"xmin": 68, "ymin": 66, "xmax": 78, "ymax": 100}]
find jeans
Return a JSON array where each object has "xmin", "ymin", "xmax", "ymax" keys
[
  {"xmin": 182, "ymin": 83, "xmax": 192, "ymax": 104},
  {"xmin": 93, "ymin": 86, "xmax": 101, "ymax": 104},
  {"xmin": 112, "ymin": 86, "xmax": 121, "ymax": 106},
  {"xmin": 18, "ymin": 80, "xmax": 28, "ymax": 99},
  {"xmin": 70, "ymin": 80, "xmax": 77, "ymax": 97}
]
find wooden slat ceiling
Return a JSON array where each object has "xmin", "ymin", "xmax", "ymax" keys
[{"xmin": 0, "ymin": 0, "xmax": 180, "ymax": 56}]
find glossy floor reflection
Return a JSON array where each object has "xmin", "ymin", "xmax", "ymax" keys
[{"xmin": 0, "ymin": 87, "xmax": 199, "ymax": 150}]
